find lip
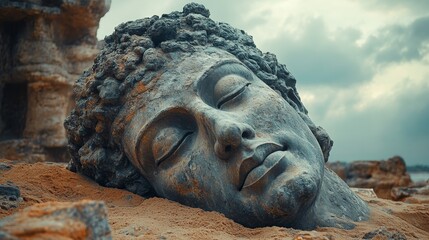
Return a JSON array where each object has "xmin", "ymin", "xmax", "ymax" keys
[
  {"xmin": 241, "ymin": 151, "xmax": 287, "ymax": 190},
  {"xmin": 238, "ymin": 142, "xmax": 285, "ymax": 191}
]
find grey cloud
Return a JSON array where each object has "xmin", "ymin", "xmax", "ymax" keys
[
  {"xmin": 361, "ymin": 0, "xmax": 429, "ymax": 15},
  {"xmin": 394, "ymin": 84, "xmax": 429, "ymax": 140},
  {"xmin": 311, "ymin": 80, "xmax": 429, "ymax": 166},
  {"xmin": 262, "ymin": 18, "xmax": 371, "ymax": 87},
  {"xmin": 363, "ymin": 16, "xmax": 429, "ymax": 64}
]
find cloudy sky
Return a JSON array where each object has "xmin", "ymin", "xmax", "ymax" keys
[{"xmin": 97, "ymin": 0, "xmax": 429, "ymax": 165}]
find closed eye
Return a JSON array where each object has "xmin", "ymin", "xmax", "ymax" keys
[
  {"xmin": 217, "ymin": 83, "xmax": 251, "ymax": 109},
  {"xmin": 155, "ymin": 131, "xmax": 193, "ymax": 166}
]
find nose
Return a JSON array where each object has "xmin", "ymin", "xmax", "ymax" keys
[{"xmin": 214, "ymin": 119, "xmax": 255, "ymax": 160}]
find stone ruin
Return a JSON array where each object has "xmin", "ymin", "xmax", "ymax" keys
[{"xmin": 0, "ymin": 0, "xmax": 110, "ymax": 162}]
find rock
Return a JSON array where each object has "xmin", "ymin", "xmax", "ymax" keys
[
  {"xmin": 362, "ymin": 227, "xmax": 406, "ymax": 240},
  {"xmin": 327, "ymin": 156, "xmax": 412, "ymax": 199},
  {"xmin": 0, "ymin": 162, "xmax": 11, "ymax": 171},
  {"xmin": 0, "ymin": 0, "xmax": 110, "ymax": 162},
  {"xmin": 351, "ymin": 188, "xmax": 378, "ymax": 199},
  {"xmin": 0, "ymin": 200, "xmax": 112, "ymax": 239},
  {"xmin": 0, "ymin": 182, "xmax": 19, "ymax": 198},
  {"xmin": 391, "ymin": 181, "xmax": 429, "ymax": 203},
  {"xmin": 0, "ymin": 182, "xmax": 21, "ymax": 210}
]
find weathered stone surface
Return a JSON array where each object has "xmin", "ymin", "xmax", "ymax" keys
[
  {"xmin": 0, "ymin": 139, "xmax": 48, "ymax": 162},
  {"xmin": 0, "ymin": 139, "xmax": 70, "ymax": 162},
  {"xmin": 0, "ymin": 182, "xmax": 19, "ymax": 198},
  {"xmin": 327, "ymin": 156, "xmax": 412, "ymax": 199},
  {"xmin": 0, "ymin": 200, "xmax": 112, "ymax": 239},
  {"xmin": 0, "ymin": 181, "xmax": 21, "ymax": 210},
  {"xmin": 0, "ymin": 161, "xmax": 11, "ymax": 171},
  {"xmin": 0, "ymin": 0, "xmax": 110, "ymax": 162},
  {"xmin": 351, "ymin": 188, "xmax": 378, "ymax": 199},
  {"xmin": 362, "ymin": 227, "xmax": 407, "ymax": 240}
]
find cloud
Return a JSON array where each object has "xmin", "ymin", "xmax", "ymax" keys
[
  {"xmin": 324, "ymin": 87, "xmax": 429, "ymax": 165},
  {"xmin": 360, "ymin": 0, "xmax": 429, "ymax": 15},
  {"xmin": 258, "ymin": 14, "xmax": 429, "ymax": 87},
  {"xmin": 363, "ymin": 16, "xmax": 429, "ymax": 64},
  {"xmin": 261, "ymin": 17, "xmax": 371, "ymax": 87},
  {"xmin": 394, "ymin": 82, "xmax": 429, "ymax": 140},
  {"xmin": 303, "ymin": 62, "xmax": 429, "ymax": 165}
]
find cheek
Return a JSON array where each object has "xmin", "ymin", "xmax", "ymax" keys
[
  {"xmin": 155, "ymin": 154, "xmax": 216, "ymax": 201},
  {"xmin": 246, "ymin": 92, "xmax": 293, "ymax": 131},
  {"xmin": 156, "ymin": 167, "xmax": 202, "ymax": 201},
  {"xmin": 251, "ymin": 91, "xmax": 318, "ymax": 144}
]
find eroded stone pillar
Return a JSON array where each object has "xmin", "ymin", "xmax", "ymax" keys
[{"xmin": 0, "ymin": 0, "xmax": 110, "ymax": 162}]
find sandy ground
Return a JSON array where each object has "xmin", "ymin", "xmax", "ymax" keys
[{"xmin": 1, "ymin": 159, "xmax": 428, "ymax": 239}]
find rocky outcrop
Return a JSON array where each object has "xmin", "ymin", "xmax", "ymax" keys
[
  {"xmin": 327, "ymin": 156, "xmax": 412, "ymax": 199},
  {"xmin": 0, "ymin": 200, "xmax": 111, "ymax": 239},
  {"xmin": 0, "ymin": 0, "xmax": 110, "ymax": 162}
]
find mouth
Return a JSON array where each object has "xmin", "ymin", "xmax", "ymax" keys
[{"xmin": 238, "ymin": 142, "xmax": 287, "ymax": 191}]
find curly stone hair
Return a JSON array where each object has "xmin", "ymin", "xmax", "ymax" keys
[{"xmin": 64, "ymin": 3, "xmax": 333, "ymax": 198}]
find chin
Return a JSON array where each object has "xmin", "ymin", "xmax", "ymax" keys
[{"xmin": 264, "ymin": 171, "xmax": 320, "ymax": 222}]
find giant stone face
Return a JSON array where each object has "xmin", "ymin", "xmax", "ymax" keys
[{"xmin": 65, "ymin": 3, "xmax": 369, "ymax": 230}]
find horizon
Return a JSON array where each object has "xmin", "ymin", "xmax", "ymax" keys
[{"xmin": 96, "ymin": 0, "xmax": 429, "ymax": 165}]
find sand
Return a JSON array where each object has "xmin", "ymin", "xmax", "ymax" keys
[{"xmin": 1, "ymin": 160, "xmax": 428, "ymax": 239}]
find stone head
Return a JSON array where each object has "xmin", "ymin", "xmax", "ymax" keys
[{"xmin": 65, "ymin": 3, "xmax": 337, "ymax": 228}]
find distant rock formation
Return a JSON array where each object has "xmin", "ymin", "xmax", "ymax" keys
[
  {"xmin": 327, "ymin": 156, "xmax": 412, "ymax": 199},
  {"xmin": 0, "ymin": 0, "xmax": 110, "ymax": 162},
  {"xmin": 0, "ymin": 200, "xmax": 111, "ymax": 239},
  {"xmin": 391, "ymin": 181, "xmax": 429, "ymax": 203}
]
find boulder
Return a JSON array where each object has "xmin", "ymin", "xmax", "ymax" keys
[
  {"xmin": 0, "ymin": 200, "xmax": 111, "ymax": 239},
  {"xmin": 0, "ymin": 181, "xmax": 21, "ymax": 210},
  {"xmin": 362, "ymin": 227, "xmax": 406, "ymax": 240}
]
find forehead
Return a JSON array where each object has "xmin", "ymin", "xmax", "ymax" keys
[
  {"xmin": 140, "ymin": 48, "xmax": 240, "ymax": 113},
  {"xmin": 160, "ymin": 48, "xmax": 238, "ymax": 89}
]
